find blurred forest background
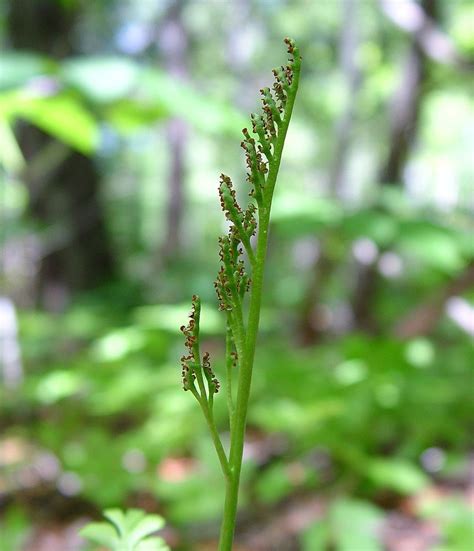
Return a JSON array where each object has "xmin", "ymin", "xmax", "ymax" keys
[{"xmin": 0, "ymin": 0, "xmax": 473, "ymax": 549}]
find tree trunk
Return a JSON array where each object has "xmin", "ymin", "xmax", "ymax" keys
[
  {"xmin": 298, "ymin": 0, "xmax": 361, "ymax": 345},
  {"xmin": 350, "ymin": 0, "xmax": 439, "ymax": 331},
  {"xmin": 7, "ymin": 0, "xmax": 115, "ymax": 310},
  {"xmin": 158, "ymin": 0, "xmax": 188, "ymax": 266}
]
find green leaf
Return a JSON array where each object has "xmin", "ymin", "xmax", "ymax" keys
[
  {"xmin": 342, "ymin": 210, "xmax": 398, "ymax": 246},
  {"xmin": 105, "ymin": 99, "xmax": 167, "ymax": 133},
  {"xmin": 140, "ymin": 68, "xmax": 246, "ymax": 136},
  {"xmin": 0, "ymin": 53, "xmax": 55, "ymax": 90},
  {"xmin": 121, "ymin": 509, "xmax": 149, "ymax": 536},
  {"xmin": 128, "ymin": 515, "xmax": 165, "ymax": 547},
  {"xmin": 79, "ymin": 522, "xmax": 119, "ymax": 547},
  {"xmin": 367, "ymin": 458, "xmax": 429, "ymax": 494},
  {"xmin": 0, "ymin": 119, "xmax": 24, "ymax": 171},
  {"xmin": 1, "ymin": 91, "xmax": 99, "ymax": 154},
  {"xmin": 331, "ymin": 499, "xmax": 383, "ymax": 551},
  {"xmin": 103, "ymin": 508, "xmax": 128, "ymax": 537},
  {"xmin": 424, "ymin": 498, "xmax": 474, "ymax": 550},
  {"xmin": 62, "ymin": 57, "xmax": 140, "ymax": 103},
  {"xmin": 134, "ymin": 303, "xmax": 223, "ymax": 335},
  {"xmin": 398, "ymin": 221, "xmax": 465, "ymax": 273},
  {"xmin": 135, "ymin": 538, "xmax": 169, "ymax": 551},
  {"xmin": 255, "ymin": 463, "xmax": 293, "ymax": 505},
  {"xmin": 272, "ymin": 192, "xmax": 343, "ymax": 235},
  {"xmin": 301, "ymin": 521, "xmax": 329, "ymax": 551},
  {"xmin": 88, "ymin": 509, "xmax": 169, "ymax": 551}
]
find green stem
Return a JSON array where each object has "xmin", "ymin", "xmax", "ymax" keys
[
  {"xmin": 217, "ymin": 49, "xmax": 301, "ymax": 550},
  {"xmin": 225, "ymin": 319, "xmax": 235, "ymax": 433},
  {"xmin": 198, "ymin": 396, "xmax": 231, "ymax": 480},
  {"xmin": 228, "ymin": 307, "xmax": 246, "ymax": 370}
]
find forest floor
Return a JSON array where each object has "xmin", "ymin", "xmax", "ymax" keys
[{"xmin": 2, "ymin": 443, "xmax": 472, "ymax": 551}]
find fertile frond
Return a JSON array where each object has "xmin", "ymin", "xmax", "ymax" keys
[{"xmin": 178, "ymin": 38, "xmax": 301, "ymax": 550}]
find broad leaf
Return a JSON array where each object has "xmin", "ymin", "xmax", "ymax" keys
[
  {"xmin": 1, "ymin": 90, "xmax": 99, "ymax": 154},
  {"xmin": 367, "ymin": 458, "xmax": 429, "ymax": 494}
]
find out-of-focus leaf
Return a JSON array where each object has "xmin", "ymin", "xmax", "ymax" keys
[
  {"xmin": 135, "ymin": 538, "xmax": 169, "ymax": 551},
  {"xmin": 367, "ymin": 458, "xmax": 429, "ymax": 494},
  {"xmin": 1, "ymin": 54, "xmax": 246, "ymax": 138},
  {"xmin": 81, "ymin": 509, "xmax": 169, "ymax": 551},
  {"xmin": 397, "ymin": 221, "xmax": 465, "ymax": 273},
  {"xmin": 62, "ymin": 57, "xmax": 246, "ymax": 135},
  {"xmin": 35, "ymin": 370, "xmax": 84, "ymax": 404},
  {"xmin": 334, "ymin": 359, "xmax": 368, "ymax": 385},
  {"xmin": 251, "ymin": 398, "xmax": 344, "ymax": 434},
  {"xmin": 79, "ymin": 522, "xmax": 118, "ymax": 547},
  {"xmin": 272, "ymin": 193, "xmax": 343, "ymax": 235},
  {"xmin": 93, "ymin": 327, "xmax": 147, "ymax": 362},
  {"xmin": 141, "ymin": 68, "xmax": 246, "ymax": 136},
  {"xmin": 0, "ymin": 120, "xmax": 24, "ymax": 171},
  {"xmin": 134, "ymin": 303, "xmax": 223, "ymax": 335},
  {"xmin": 127, "ymin": 515, "xmax": 165, "ymax": 547},
  {"xmin": 155, "ymin": 470, "xmax": 225, "ymax": 523},
  {"xmin": 0, "ymin": 53, "xmax": 55, "ymax": 90},
  {"xmin": 105, "ymin": 99, "xmax": 167, "ymax": 133},
  {"xmin": 301, "ymin": 521, "xmax": 329, "ymax": 551},
  {"xmin": 330, "ymin": 498, "xmax": 383, "ymax": 551},
  {"xmin": 1, "ymin": 90, "xmax": 99, "ymax": 153},
  {"xmin": 255, "ymin": 463, "xmax": 294, "ymax": 504},
  {"xmin": 0, "ymin": 508, "xmax": 29, "ymax": 551},
  {"xmin": 62, "ymin": 57, "xmax": 140, "ymax": 103},
  {"xmin": 405, "ymin": 338, "xmax": 435, "ymax": 368},
  {"xmin": 419, "ymin": 497, "xmax": 474, "ymax": 550},
  {"xmin": 342, "ymin": 210, "xmax": 398, "ymax": 246},
  {"xmin": 103, "ymin": 508, "xmax": 127, "ymax": 536}
]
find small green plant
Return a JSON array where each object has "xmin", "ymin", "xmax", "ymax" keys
[
  {"xmin": 180, "ymin": 38, "xmax": 301, "ymax": 549},
  {"xmin": 80, "ymin": 508, "xmax": 170, "ymax": 551}
]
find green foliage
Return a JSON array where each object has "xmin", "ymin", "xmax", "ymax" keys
[
  {"xmin": 0, "ymin": 53, "xmax": 246, "ymax": 162},
  {"xmin": 0, "ymin": 508, "xmax": 29, "ymax": 551},
  {"xmin": 0, "ymin": 90, "xmax": 98, "ymax": 153},
  {"xmin": 80, "ymin": 509, "xmax": 169, "ymax": 551},
  {"xmin": 0, "ymin": 52, "xmax": 54, "ymax": 90},
  {"xmin": 2, "ymin": 1, "xmax": 473, "ymax": 548},
  {"xmin": 366, "ymin": 458, "xmax": 429, "ymax": 495},
  {"xmin": 302, "ymin": 499, "xmax": 384, "ymax": 551},
  {"xmin": 419, "ymin": 497, "xmax": 474, "ymax": 551}
]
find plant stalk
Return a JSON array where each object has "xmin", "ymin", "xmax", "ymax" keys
[{"xmin": 217, "ymin": 52, "xmax": 301, "ymax": 549}]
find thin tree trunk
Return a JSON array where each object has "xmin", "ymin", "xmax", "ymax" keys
[
  {"xmin": 7, "ymin": 0, "xmax": 115, "ymax": 310},
  {"xmin": 328, "ymin": 0, "xmax": 361, "ymax": 196},
  {"xmin": 378, "ymin": 41, "xmax": 426, "ymax": 185},
  {"xmin": 298, "ymin": 0, "xmax": 361, "ymax": 345},
  {"xmin": 159, "ymin": 0, "xmax": 188, "ymax": 265},
  {"xmin": 350, "ymin": 0, "xmax": 438, "ymax": 331}
]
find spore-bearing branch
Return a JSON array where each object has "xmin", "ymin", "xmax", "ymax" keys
[{"xmin": 179, "ymin": 37, "xmax": 301, "ymax": 551}]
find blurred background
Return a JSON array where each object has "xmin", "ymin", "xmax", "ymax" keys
[{"xmin": 0, "ymin": 0, "xmax": 473, "ymax": 549}]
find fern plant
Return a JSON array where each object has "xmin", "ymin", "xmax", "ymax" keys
[{"xmin": 180, "ymin": 37, "xmax": 301, "ymax": 549}]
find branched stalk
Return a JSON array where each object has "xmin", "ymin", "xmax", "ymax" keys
[{"xmin": 179, "ymin": 38, "xmax": 301, "ymax": 550}]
